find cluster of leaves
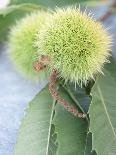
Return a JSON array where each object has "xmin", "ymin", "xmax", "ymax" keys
[
  {"xmin": 12, "ymin": 57, "xmax": 116, "ymax": 155},
  {"xmin": 0, "ymin": 1, "xmax": 116, "ymax": 155}
]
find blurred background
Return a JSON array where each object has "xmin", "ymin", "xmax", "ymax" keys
[{"xmin": 0, "ymin": 0, "xmax": 116, "ymax": 155}]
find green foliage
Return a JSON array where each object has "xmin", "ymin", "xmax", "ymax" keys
[
  {"xmin": 37, "ymin": 7, "xmax": 111, "ymax": 85},
  {"xmin": 13, "ymin": 86, "xmax": 58, "ymax": 155},
  {"xmin": 0, "ymin": 10, "xmax": 23, "ymax": 42},
  {"xmin": 53, "ymin": 87, "xmax": 88, "ymax": 155},
  {"xmin": 0, "ymin": 2, "xmax": 47, "ymax": 42},
  {"xmin": 105, "ymin": 57, "xmax": 116, "ymax": 81},
  {"xmin": 84, "ymin": 133, "xmax": 97, "ymax": 155},
  {"xmin": 11, "ymin": 0, "xmax": 88, "ymax": 8},
  {"xmin": 65, "ymin": 82, "xmax": 92, "ymax": 113},
  {"xmin": 0, "ymin": 3, "xmax": 47, "ymax": 16},
  {"xmin": 8, "ymin": 11, "xmax": 49, "ymax": 80},
  {"xmin": 13, "ymin": 85, "xmax": 91, "ymax": 155},
  {"xmin": 89, "ymin": 69, "xmax": 116, "ymax": 155}
]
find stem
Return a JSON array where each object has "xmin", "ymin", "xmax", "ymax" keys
[
  {"xmin": 98, "ymin": 1, "xmax": 116, "ymax": 22},
  {"xmin": 98, "ymin": 10, "xmax": 112, "ymax": 22},
  {"xmin": 48, "ymin": 69, "xmax": 86, "ymax": 119}
]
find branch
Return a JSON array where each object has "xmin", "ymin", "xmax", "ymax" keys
[{"xmin": 48, "ymin": 69, "xmax": 86, "ymax": 118}]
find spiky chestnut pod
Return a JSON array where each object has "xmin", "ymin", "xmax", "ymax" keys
[
  {"xmin": 36, "ymin": 7, "xmax": 111, "ymax": 85},
  {"xmin": 9, "ymin": 11, "xmax": 50, "ymax": 80}
]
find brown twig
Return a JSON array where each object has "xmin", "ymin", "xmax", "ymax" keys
[
  {"xmin": 98, "ymin": 10, "xmax": 112, "ymax": 22},
  {"xmin": 48, "ymin": 69, "xmax": 86, "ymax": 118},
  {"xmin": 98, "ymin": 1, "xmax": 116, "ymax": 22}
]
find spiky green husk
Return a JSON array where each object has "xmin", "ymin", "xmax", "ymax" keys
[
  {"xmin": 37, "ymin": 7, "xmax": 111, "ymax": 84},
  {"xmin": 9, "ymin": 11, "xmax": 49, "ymax": 80}
]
